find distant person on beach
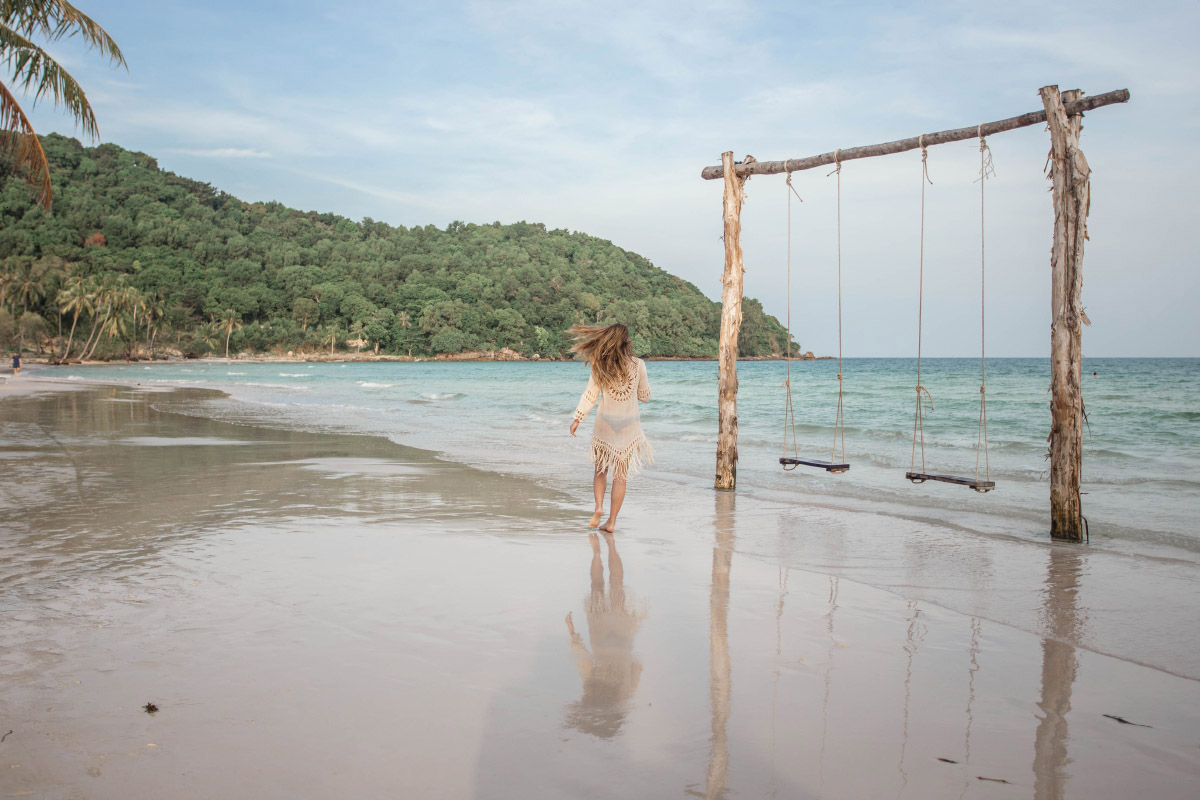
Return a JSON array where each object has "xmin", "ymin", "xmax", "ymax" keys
[
  {"xmin": 11, "ymin": 352, "xmax": 19, "ymax": 376},
  {"xmin": 568, "ymin": 323, "xmax": 653, "ymax": 533}
]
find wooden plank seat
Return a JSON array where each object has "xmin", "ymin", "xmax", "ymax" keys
[
  {"xmin": 905, "ymin": 471, "xmax": 995, "ymax": 493},
  {"xmin": 781, "ymin": 457, "xmax": 850, "ymax": 474}
]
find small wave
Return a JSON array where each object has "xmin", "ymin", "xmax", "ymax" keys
[
  {"xmin": 356, "ymin": 381, "xmax": 399, "ymax": 388},
  {"xmin": 421, "ymin": 392, "xmax": 463, "ymax": 401},
  {"xmin": 226, "ymin": 371, "xmax": 247, "ymax": 375},
  {"xmin": 239, "ymin": 382, "xmax": 305, "ymax": 390},
  {"xmin": 279, "ymin": 372, "xmax": 310, "ymax": 377}
]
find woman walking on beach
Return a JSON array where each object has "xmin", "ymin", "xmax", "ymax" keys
[{"xmin": 568, "ymin": 323, "xmax": 653, "ymax": 532}]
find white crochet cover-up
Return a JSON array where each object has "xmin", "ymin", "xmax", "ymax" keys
[{"xmin": 573, "ymin": 357, "xmax": 654, "ymax": 481}]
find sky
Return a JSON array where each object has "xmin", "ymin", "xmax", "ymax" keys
[{"xmin": 25, "ymin": 0, "xmax": 1200, "ymax": 356}]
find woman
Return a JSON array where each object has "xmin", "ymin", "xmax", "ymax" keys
[{"xmin": 568, "ymin": 323, "xmax": 652, "ymax": 532}]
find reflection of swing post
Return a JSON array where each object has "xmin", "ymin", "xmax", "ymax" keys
[
  {"xmin": 716, "ymin": 151, "xmax": 748, "ymax": 490},
  {"xmin": 706, "ymin": 491, "xmax": 736, "ymax": 798},
  {"xmin": 1033, "ymin": 547, "xmax": 1082, "ymax": 800},
  {"xmin": 1041, "ymin": 87, "xmax": 1089, "ymax": 542}
]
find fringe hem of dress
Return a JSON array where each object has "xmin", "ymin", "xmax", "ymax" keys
[{"xmin": 589, "ymin": 436, "xmax": 655, "ymax": 481}]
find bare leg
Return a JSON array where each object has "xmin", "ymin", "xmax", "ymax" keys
[
  {"xmin": 590, "ymin": 469, "xmax": 606, "ymax": 528},
  {"xmin": 588, "ymin": 465, "xmax": 604, "ymax": 527},
  {"xmin": 601, "ymin": 471, "xmax": 626, "ymax": 532}
]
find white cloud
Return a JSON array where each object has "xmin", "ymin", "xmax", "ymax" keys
[{"xmin": 170, "ymin": 147, "xmax": 272, "ymax": 159}]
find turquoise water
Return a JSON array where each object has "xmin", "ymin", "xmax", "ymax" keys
[{"xmin": 53, "ymin": 357, "xmax": 1200, "ymax": 558}]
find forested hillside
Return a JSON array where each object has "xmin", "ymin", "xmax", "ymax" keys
[{"xmin": 0, "ymin": 134, "xmax": 793, "ymax": 359}]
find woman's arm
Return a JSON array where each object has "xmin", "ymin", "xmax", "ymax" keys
[
  {"xmin": 637, "ymin": 359, "xmax": 651, "ymax": 402},
  {"xmin": 570, "ymin": 372, "xmax": 600, "ymax": 435}
]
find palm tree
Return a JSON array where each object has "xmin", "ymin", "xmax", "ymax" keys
[
  {"xmin": 97, "ymin": 297, "xmax": 127, "ymax": 355},
  {"xmin": 1, "ymin": 1, "xmax": 126, "ymax": 210},
  {"xmin": 55, "ymin": 272, "xmax": 92, "ymax": 360},
  {"xmin": 12, "ymin": 263, "xmax": 43, "ymax": 350},
  {"xmin": 398, "ymin": 310, "xmax": 411, "ymax": 357},
  {"xmin": 198, "ymin": 320, "xmax": 222, "ymax": 355},
  {"xmin": 117, "ymin": 284, "xmax": 143, "ymax": 357},
  {"xmin": 222, "ymin": 309, "xmax": 241, "ymax": 358},
  {"xmin": 123, "ymin": 285, "xmax": 143, "ymax": 356},
  {"xmin": 76, "ymin": 280, "xmax": 108, "ymax": 359},
  {"xmin": 0, "ymin": 257, "xmax": 18, "ymax": 314},
  {"xmin": 80, "ymin": 273, "xmax": 124, "ymax": 359},
  {"xmin": 142, "ymin": 294, "xmax": 163, "ymax": 358}
]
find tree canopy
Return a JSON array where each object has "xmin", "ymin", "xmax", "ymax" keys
[{"xmin": 0, "ymin": 134, "xmax": 795, "ymax": 359}]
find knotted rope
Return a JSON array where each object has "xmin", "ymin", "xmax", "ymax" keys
[
  {"xmin": 910, "ymin": 136, "xmax": 934, "ymax": 476},
  {"xmin": 782, "ymin": 169, "xmax": 803, "ymax": 469},
  {"xmin": 828, "ymin": 150, "xmax": 847, "ymax": 467},
  {"xmin": 975, "ymin": 127, "xmax": 993, "ymax": 489}
]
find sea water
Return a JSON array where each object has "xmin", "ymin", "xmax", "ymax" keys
[{"xmin": 52, "ymin": 357, "xmax": 1200, "ymax": 562}]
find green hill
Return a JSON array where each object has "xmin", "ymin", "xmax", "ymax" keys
[{"xmin": 0, "ymin": 134, "xmax": 794, "ymax": 360}]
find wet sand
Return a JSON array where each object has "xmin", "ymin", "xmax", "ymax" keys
[{"xmin": 1, "ymin": 383, "xmax": 1198, "ymax": 799}]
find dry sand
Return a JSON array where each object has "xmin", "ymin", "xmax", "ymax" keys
[{"xmin": 1, "ymin": 381, "xmax": 1197, "ymax": 799}]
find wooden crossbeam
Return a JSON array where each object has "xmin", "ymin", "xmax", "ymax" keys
[{"xmin": 700, "ymin": 89, "xmax": 1129, "ymax": 180}]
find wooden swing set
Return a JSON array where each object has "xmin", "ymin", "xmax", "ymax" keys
[{"xmin": 702, "ymin": 85, "xmax": 1130, "ymax": 542}]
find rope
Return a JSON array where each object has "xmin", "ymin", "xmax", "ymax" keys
[
  {"xmin": 974, "ymin": 129, "xmax": 994, "ymax": 488},
  {"xmin": 910, "ymin": 136, "xmax": 933, "ymax": 477},
  {"xmin": 830, "ymin": 150, "xmax": 846, "ymax": 467},
  {"xmin": 782, "ymin": 170, "xmax": 800, "ymax": 469}
]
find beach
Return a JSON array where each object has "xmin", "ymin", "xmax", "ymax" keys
[{"xmin": 2, "ymin": 373, "xmax": 1199, "ymax": 798}]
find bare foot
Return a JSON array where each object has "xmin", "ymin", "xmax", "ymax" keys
[
  {"xmin": 600, "ymin": 520, "xmax": 616, "ymax": 533},
  {"xmin": 588, "ymin": 509, "xmax": 603, "ymax": 528}
]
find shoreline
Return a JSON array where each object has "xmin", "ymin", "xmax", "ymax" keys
[
  {"xmin": 14, "ymin": 354, "xmax": 1191, "ymax": 371},
  {"xmin": 14, "ymin": 353, "xmax": 828, "ymax": 365}
]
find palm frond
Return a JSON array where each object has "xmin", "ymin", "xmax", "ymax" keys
[
  {"xmin": 0, "ymin": 0, "xmax": 125, "ymax": 68},
  {"xmin": 0, "ymin": 18, "xmax": 37, "ymax": 52},
  {"xmin": 0, "ymin": 78, "xmax": 51, "ymax": 209},
  {"xmin": 3, "ymin": 26, "xmax": 97, "ymax": 137}
]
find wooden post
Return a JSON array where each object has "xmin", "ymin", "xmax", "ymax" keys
[
  {"xmin": 1041, "ymin": 86, "xmax": 1090, "ymax": 542},
  {"xmin": 716, "ymin": 151, "xmax": 748, "ymax": 490}
]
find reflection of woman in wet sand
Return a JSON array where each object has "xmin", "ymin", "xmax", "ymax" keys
[
  {"xmin": 568, "ymin": 323, "xmax": 652, "ymax": 533},
  {"xmin": 564, "ymin": 531, "xmax": 647, "ymax": 739}
]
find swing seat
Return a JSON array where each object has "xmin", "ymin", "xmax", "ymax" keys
[
  {"xmin": 781, "ymin": 457, "xmax": 850, "ymax": 474},
  {"xmin": 905, "ymin": 471, "xmax": 995, "ymax": 493}
]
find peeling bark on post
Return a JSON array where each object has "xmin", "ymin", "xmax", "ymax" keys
[
  {"xmin": 1041, "ymin": 87, "xmax": 1090, "ymax": 542},
  {"xmin": 716, "ymin": 151, "xmax": 748, "ymax": 490}
]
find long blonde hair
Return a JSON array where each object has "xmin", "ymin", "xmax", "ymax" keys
[{"xmin": 569, "ymin": 323, "xmax": 634, "ymax": 391}]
